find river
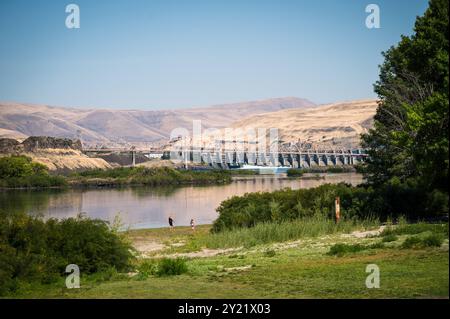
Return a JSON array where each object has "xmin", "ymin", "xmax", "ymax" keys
[{"xmin": 0, "ymin": 173, "xmax": 363, "ymax": 229}]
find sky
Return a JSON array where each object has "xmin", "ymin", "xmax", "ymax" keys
[{"xmin": 0, "ymin": 0, "xmax": 429, "ymax": 109}]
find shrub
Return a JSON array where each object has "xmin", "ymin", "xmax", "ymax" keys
[
  {"xmin": 327, "ymin": 243, "xmax": 366, "ymax": 256},
  {"xmin": 287, "ymin": 169, "xmax": 304, "ymax": 177},
  {"xmin": 136, "ymin": 260, "xmax": 158, "ymax": 280},
  {"xmin": 0, "ymin": 156, "xmax": 66, "ymax": 188},
  {"xmin": 0, "ymin": 213, "xmax": 134, "ymax": 296},
  {"xmin": 400, "ymin": 234, "xmax": 443, "ymax": 249},
  {"xmin": 401, "ymin": 236, "xmax": 424, "ymax": 249},
  {"xmin": 264, "ymin": 249, "xmax": 276, "ymax": 257},
  {"xmin": 327, "ymin": 242, "xmax": 384, "ymax": 256},
  {"xmin": 212, "ymin": 182, "xmax": 448, "ymax": 233},
  {"xmin": 422, "ymin": 234, "xmax": 444, "ymax": 247},
  {"xmin": 382, "ymin": 234, "xmax": 398, "ymax": 243},
  {"xmin": 156, "ymin": 258, "xmax": 188, "ymax": 277}
]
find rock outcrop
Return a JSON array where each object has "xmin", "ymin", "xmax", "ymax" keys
[
  {"xmin": 0, "ymin": 136, "xmax": 111, "ymax": 172},
  {"xmin": 0, "ymin": 138, "xmax": 21, "ymax": 153},
  {"xmin": 22, "ymin": 136, "xmax": 82, "ymax": 152}
]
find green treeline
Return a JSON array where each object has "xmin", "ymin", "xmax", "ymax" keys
[
  {"xmin": 0, "ymin": 156, "xmax": 232, "ymax": 188},
  {"xmin": 361, "ymin": 0, "xmax": 448, "ymax": 204},
  {"xmin": 69, "ymin": 166, "xmax": 232, "ymax": 186},
  {"xmin": 214, "ymin": 0, "xmax": 449, "ymax": 233},
  {"xmin": 212, "ymin": 181, "xmax": 448, "ymax": 232}
]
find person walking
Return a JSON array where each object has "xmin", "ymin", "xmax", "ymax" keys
[
  {"xmin": 168, "ymin": 216, "xmax": 174, "ymax": 231},
  {"xmin": 190, "ymin": 218, "xmax": 195, "ymax": 232}
]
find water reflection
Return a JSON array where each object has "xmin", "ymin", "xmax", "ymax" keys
[{"xmin": 1, "ymin": 173, "xmax": 363, "ymax": 229}]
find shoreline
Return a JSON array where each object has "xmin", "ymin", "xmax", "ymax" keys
[{"xmin": 0, "ymin": 172, "xmax": 358, "ymax": 191}]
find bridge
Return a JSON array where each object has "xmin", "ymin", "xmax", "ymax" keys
[{"xmin": 83, "ymin": 146, "xmax": 367, "ymax": 169}]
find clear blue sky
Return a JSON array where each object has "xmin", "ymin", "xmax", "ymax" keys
[{"xmin": 0, "ymin": 0, "xmax": 429, "ymax": 109}]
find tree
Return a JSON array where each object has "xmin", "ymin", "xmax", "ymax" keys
[{"xmin": 362, "ymin": 0, "xmax": 449, "ymax": 196}]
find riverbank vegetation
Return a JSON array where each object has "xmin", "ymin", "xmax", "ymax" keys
[
  {"xmin": 287, "ymin": 166, "xmax": 356, "ymax": 177},
  {"xmin": 0, "ymin": 155, "xmax": 66, "ymax": 188},
  {"xmin": 212, "ymin": 182, "xmax": 448, "ymax": 232},
  {"xmin": 0, "ymin": 213, "xmax": 134, "ymax": 296},
  {"xmin": 361, "ymin": 0, "xmax": 448, "ymax": 221},
  {"xmin": 5, "ymin": 220, "xmax": 448, "ymax": 298},
  {"xmin": 0, "ymin": 156, "xmax": 233, "ymax": 189},
  {"xmin": 67, "ymin": 166, "xmax": 232, "ymax": 187},
  {"xmin": 1, "ymin": 0, "xmax": 447, "ymax": 299},
  {"xmin": 191, "ymin": 216, "xmax": 379, "ymax": 249}
]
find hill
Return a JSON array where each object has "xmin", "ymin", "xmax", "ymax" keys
[
  {"xmin": 217, "ymin": 99, "xmax": 378, "ymax": 149},
  {"xmin": 0, "ymin": 97, "xmax": 315, "ymax": 148}
]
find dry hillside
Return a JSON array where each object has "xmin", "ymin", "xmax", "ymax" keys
[
  {"xmin": 184, "ymin": 99, "xmax": 378, "ymax": 150},
  {"xmin": 229, "ymin": 99, "xmax": 378, "ymax": 148},
  {"xmin": 0, "ymin": 137, "xmax": 111, "ymax": 173},
  {"xmin": 0, "ymin": 97, "xmax": 315, "ymax": 147}
]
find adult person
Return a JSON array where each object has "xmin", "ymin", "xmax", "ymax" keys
[{"xmin": 168, "ymin": 216, "xmax": 174, "ymax": 230}]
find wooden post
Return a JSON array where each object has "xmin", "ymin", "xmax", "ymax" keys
[{"xmin": 335, "ymin": 196, "xmax": 340, "ymax": 223}]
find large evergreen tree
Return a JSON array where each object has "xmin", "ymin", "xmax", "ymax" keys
[{"xmin": 362, "ymin": 0, "xmax": 449, "ymax": 199}]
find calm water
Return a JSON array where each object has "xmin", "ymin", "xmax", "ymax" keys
[{"xmin": 1, "ymin": 173, "xmax": 363, "ymax": 229}]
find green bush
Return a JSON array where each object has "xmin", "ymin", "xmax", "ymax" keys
[
  {"xmin": 382, "ymin": 234, "xmax": 398, "ymax": 243},
  {"xmin": 156, "ymin": 258, "xmax": 188, "ymax": 277},
  {"xmin": 422, "ymin": 234, "xmax": 445, "ymax": 247},
  {"xmin": 401, "ymin": 234, "xmax": 444, "ymax": 249},
  {"xmin": 0, "ymin": 213, "xmax": 134, "ymax": 296},
  {"xmin": 212, "ymin": 182, "xmax": 448, "ymax": 233},
  {"xmin": 328, "ymin": 243, "xmax": 366, "ymax": 256},
  {"xmin": 401, "ymin": 236, "xmax": 424, "ymax": 249},
  {"xmin": 286, "ymin": 169, "xmax": 304, "ymax": 177},
  {"xmin": 0, "ymin": 156, "xmax": 66, "ymax": 188},
  {"xmin": 136, "ymin": 260, "xmax": 158, "ymax": 280},
  {"xmin": 264, "ymin": 249, "xmax": 276, "ymax": 257},
  {"xmin": 327, "ymin": 242, "xmax": 384, "ymax": 257}
]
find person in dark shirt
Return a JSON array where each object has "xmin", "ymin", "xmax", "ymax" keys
[
  {"xmin": 168, "ymin": 216, "xmax": 174, "ymax": 231},
  {"xmin": 190, "ymin": 218, "xmax": 195, "ymax": 232}
]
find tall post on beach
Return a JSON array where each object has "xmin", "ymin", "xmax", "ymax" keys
[{"xmin": 335, "ymin": 196, "xmax": 340, "ymax": 223}]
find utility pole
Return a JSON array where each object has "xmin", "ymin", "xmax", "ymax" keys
[
  {"xmin": 335, "ymin": 196, "xmax": 341, "ymax": 223},
  {"xmin": 131, "ymin": 146, "xmax": 136, "ymax": 167}
]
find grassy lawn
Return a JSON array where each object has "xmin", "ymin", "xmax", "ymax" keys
[{"xmin": 10, "ymin": 223, "xmax": 449, "ymax": 299}]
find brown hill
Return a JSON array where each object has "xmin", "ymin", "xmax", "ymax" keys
[
  {"xmin": 202, "ymin": 99, "xmax": 378, "ymax": 149},
  {"xmin": 0, "ymin": 97, "xmax": 315, "ymax": 147},
  {"xmin": 236, "ymin": 99, "xmax": 378, "ymax": 148}
]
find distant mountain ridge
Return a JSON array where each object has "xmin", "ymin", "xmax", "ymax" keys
[
  {"xmin": 222, "ymin": 99, "xmax": 379, "ymax": 149},
  {"xmin": 0, "ymin": 97, "xmax": 315, "ymax": 147}
]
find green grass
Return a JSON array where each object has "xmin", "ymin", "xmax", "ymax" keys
[
  {"xmin": 156, "ymin": 258, "xmax": 188, "ymax": 276},
  {"xmin": 8, "ymin": 242, "xmax": 448, "ymax": 299},
  {"xmin": 197, "ymin": 216, "xmax": 380, "ymax": 249},
  {"xmin": 129, "ymin": 218, "xmax": 380, "ymax": 254},
  {"xmin": 381, "ymin": 222, "xmax": 449, "ymax": 237},
  {"xmin": 4, "ymin": 221, "xmax": 449, "ymax": 298}
]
